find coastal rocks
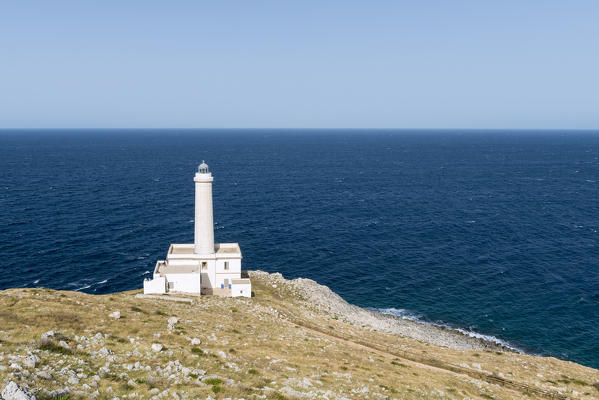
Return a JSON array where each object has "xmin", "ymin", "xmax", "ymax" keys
[
  {"xmin": 151, "ymin": 343, "xmax": 163, "ymax": 352},
  {"xmin": 270, "ymin": 270, "xmax": 508, "ymax": 352},
  {"xmin": 1, "ymin": 381, "xmax": 37, "ymax": 400},
  {"xmin": 108, "ymin": 311, "xmax": 121, "ymax": 320}
]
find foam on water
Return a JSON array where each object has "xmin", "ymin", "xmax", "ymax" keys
[{"xmin": 373, "ymin": 307, "xmax": 524, "ymax": 353}]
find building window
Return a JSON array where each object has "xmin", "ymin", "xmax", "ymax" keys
[
  {"xmin": 168, "ymin": 282, "xmax": 175, "ymax": 289},
  {"xmin": 224, "ymin": 261, "xmax": 229, "ymax": 270},
  {"xmin": 202, "ymin": 262, "xmax": 207, "ymax": 270}
]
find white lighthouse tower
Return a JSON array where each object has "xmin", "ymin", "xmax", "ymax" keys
[
  {"xmin": 143, "ymin": 161, "xmax": 252, "ymax": 297},
  {"xmin": 194, "ymin": 161, "xmax": 215, "ymax": 255}
]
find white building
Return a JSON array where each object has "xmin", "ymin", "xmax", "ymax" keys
[{"xmin": 144, "ymin": 162, "xmax": 252, "ymax": 297}]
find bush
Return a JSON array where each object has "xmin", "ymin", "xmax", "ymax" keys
[
  {"xmin": 211, "ymin": 385, "xmax": 223, "ymax": 393},
  {"xmin": 38, "ymin": 338, "xmax": 72, "ymax": 355},
  {"xmin": 204, "ymin": 377, "xmax": 223, "ymax": 385}
]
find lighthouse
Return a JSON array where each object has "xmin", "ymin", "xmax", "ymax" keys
[
  {"xmin": 143, "ymin": 161, "xmax": 252, "ymax": 297},
  {"xmin": 194, "ymin": 161, "xmax": 215, "ymax": 255}
]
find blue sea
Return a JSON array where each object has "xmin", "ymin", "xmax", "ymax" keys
[{"xmin": 1, "ymin": 130, "xmax": 598, "ymax": 368}]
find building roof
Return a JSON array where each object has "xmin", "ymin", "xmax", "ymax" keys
[
  {"xmin": 168, "ymin": 243, "xmax": 241, "ymax": 256},
  {"xmin": 232, "ymin": 279, "xmax": 251, "ymax": 285},
  {"xmin": 155, "ymin": 261, "xmax": 199, "ymax": 275}
]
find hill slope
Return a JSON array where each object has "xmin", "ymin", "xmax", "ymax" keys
[{"xmin": 0, "ymin": 271, "xmax": 597, "ymax": 400}]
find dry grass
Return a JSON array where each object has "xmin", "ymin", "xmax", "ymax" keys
[{"xmin": 0, "ymin": 276, "xmax": 597, "ymax": 399}]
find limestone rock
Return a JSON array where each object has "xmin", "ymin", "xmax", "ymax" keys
[
  {"xmin": 167, "ymin": 316, "xmax": 178, "ymax": 330},
  {"xmin": 1, "ymin": 381, "xmax": 37, "ymax": 400},
  {"xmin": 98, "ymin": 347, "xmax": 114, "ymax": 356},
  {"xmin": 108, "ymin": 311, "xmax": 121, "ymax": 320},
  {"xmin": 22, "ymin": 355, "xmax": 40, "ymax": 369},
  {"xmin": 190, "ymin": 338, "xmax": 202, "ymax": 345},
  {"xmin": 37, "ymin": 371, "xmax": 52, "ymax": 380},
  {"xmin": 41, "ymin": 330, "xmax": 55, "ymax": 340},
  {"xmin": 151, "ymin": 343, "xmax": 163, "ymax": 352},
  {"xmin": 58, "ymin": 341, "xmax": 70, "ymax": 350}
]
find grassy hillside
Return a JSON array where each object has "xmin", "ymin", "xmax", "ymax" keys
[{"xmin": 0, "ymin": 271, "xmax": 597, "ymax": 399}]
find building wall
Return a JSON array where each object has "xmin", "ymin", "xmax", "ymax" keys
[
  {"xmin": 232, "ymin": 282, "xmax": 251, "ymax": 298},
  {"xmin": 214, "ymin": 273, "xmax": 243, "ymax": 289},
  {"xmin": 144, "ymin": 276, "xmax": 166, "ymax": 294},
  {"xmin": 164, "ymin": 273, "xmax": 201, "ymax": 294},
  {"xmin": 215, "ymin": 258, "xmax": 241, "ymax": 274}
]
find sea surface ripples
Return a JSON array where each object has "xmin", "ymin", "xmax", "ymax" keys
[{"xmin": 0, "ymin": 129, "xmax": 598, "ymax": 368}]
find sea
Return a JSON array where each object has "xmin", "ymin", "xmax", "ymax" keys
[{"xmin": 1, "ymin": 129, "xmax": 598, "ymax": 369}]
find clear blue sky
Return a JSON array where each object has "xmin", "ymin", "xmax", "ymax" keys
[{"xmin": 1, "ymin": 1, "xmax": 598, "ymax": 129}]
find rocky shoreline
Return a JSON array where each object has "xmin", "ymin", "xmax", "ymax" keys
[{"xmin": 250, "ymin": 270, "xmax": 514, "ymax": 352}]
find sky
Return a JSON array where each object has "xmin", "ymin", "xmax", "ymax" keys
[{"xmin": 0, "ymin": 1, "xmax": 598, "ymax": 129}]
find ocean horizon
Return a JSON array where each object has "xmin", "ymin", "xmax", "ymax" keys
[{"xmin": 1, "ymin": 129, "xmax": 598, "ymax": 368}]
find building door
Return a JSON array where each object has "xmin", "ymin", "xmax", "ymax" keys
[{"xmin": 224, "ymin": 279, "xmax": 229, "ymax": 289}]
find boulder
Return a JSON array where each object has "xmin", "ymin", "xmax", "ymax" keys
[
  {"xmin": 40, "ymin": 330, "xmax": 55, "ymax": 340},
  {"xmin": 98, "ymin": 347, "xmax": 114, "ymax": 356},
  {"xmin": 37, "ymin": 371, "xmax": 52, "ymax": 380},
  {"xmin": 22, "ymin": 355, "xmax": 40, "ymax": 369},
  {"xmin": 1, "ymin": 381, "xmax": 37, "ymax": 400},
  {"xmin": 58, "ymin": 341, "xmax": 70, "ymax": 350},
  {"xmin": 108, "ymin": 311, "xmax": 121, "ymax": 320},
  {"xmin": 151, "ymin": 343, "xmax": 163, "ymax": 352},
  {"xmin": 167, "ymin": 317, "xmax": 178, "ymax": 330},
  {"xmin": 190, "ymin": 338, "xmax": 202, "ymax": 345}
]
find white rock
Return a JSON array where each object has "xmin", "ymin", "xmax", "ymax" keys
[
  {"xmin": 151, "ymin": 343, "xmax": 163, "ymax": 352},
  {"xmin": 58, "ymin": 341, "xmax": 70, "ymax": 350},
  {"xmin": 37, "ymin": 371, "xmax": 52, "ymax": 380},
  {"xmin": 22, "ymin": 355, "xmax": 40, "ymax": 369},
  {"xmin": 108, "ymin": 311, "xmax": 121, "ymax": 320},
  {"xmin": 190, "ymin": 338, "xmax": 202, "ymax": 345},
  {"xmin": 98, "ymin": 347, "xmax": 114, "ymax": 356},
  {"xmin": 67, "ymin": 376, "xmax": 80, "ymax": 385},
  {"xmin": 41, "ymin": 330, "xmax": 55, "ymax": 340},
  {"xmin": 1, "ymin": 381, "xmax": 37, "ymax": 400},
  {"xmin": 167, "ymin": 317, "xmax": 178, "ymax": 325}
]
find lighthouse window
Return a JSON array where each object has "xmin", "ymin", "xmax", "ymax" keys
[
  {"xmin": 224, "ymin": 261, "xmax": 229, "ymax": 270},
  {"xmin": 202, "ymin": 262, "xmax": 207, "ymax": 270}
]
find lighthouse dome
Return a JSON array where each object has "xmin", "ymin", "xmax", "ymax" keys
[{"xmin": 198, "ymin": 161, "xmax": 209, "ymax": 173}]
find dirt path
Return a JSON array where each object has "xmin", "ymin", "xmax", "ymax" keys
[{"xmin": 286, "ymin": 316, "xmax": 566, "ymax": 400}]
